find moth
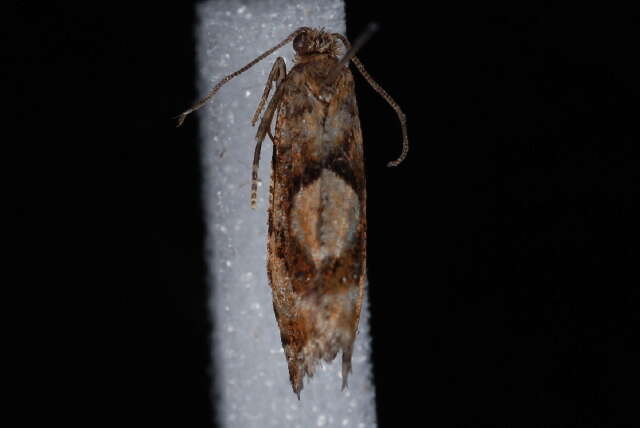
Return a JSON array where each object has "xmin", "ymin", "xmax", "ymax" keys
[{"xmin": 177, "ymin": 24, "xmax": 408, "ymax": 397}]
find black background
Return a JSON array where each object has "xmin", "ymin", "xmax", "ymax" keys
[{"xmin": 10, "ymin": 2, "xmax": 639, "ymax": 427}]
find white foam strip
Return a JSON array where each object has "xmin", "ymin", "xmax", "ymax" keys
[{"xmin": 196, "ymin": 1, "xmax": 376, "ymax": 426}]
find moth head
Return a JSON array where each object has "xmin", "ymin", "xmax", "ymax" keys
[{"xmin": 293, "ymin": 28, "xmax": 339, "ymax": 57}]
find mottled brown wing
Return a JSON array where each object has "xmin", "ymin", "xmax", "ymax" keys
[{"xmin": 266, "ymin": 57, "xmax": 366, "ymax": 396}]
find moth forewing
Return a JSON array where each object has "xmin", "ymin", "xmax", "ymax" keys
[{"xmin": 264, "ymin": 51, "xmax": 367, "ymax": 397}]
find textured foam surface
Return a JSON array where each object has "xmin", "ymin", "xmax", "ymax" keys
[{"xmin": 195, "ymin": 1, "xmax": 377, "ymax": 426}]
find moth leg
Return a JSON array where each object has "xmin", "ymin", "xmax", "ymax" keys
[
  {"xmin": 267, "ymin": 129, "xmax": 278, "ymax": 145},
  {"xmin": 251, "ymin": 57, "xmax": 287, "ymax": 126},
  {"xmin": 251, "ymin": 77, "xmax": 287, "ymax": 208}
]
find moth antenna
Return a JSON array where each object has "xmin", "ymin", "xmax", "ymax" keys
[
  {"xmin": 333, "ymin": 32, "xmax": 409, "ymax": 167},
  {"xmin": 326, "ymin": 22, "xmax": 379, "ymax": 86},
  {"xmin": 175, "ymin": 27, "xmax": 308, "ymax": 127}
]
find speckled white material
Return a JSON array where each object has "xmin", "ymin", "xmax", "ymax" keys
[{"xmin": 195, "ymin": 1, "xmax": 377, "ymax": 427}]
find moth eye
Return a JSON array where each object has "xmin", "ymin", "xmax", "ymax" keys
[{"xmin": 293, "ymin": 32, "xmax": 308, "ymax": 53}]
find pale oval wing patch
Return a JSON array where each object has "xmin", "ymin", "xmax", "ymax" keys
[{"xmin": 291, "ymin": 169, "xmax": 360, "ymax": 267}]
